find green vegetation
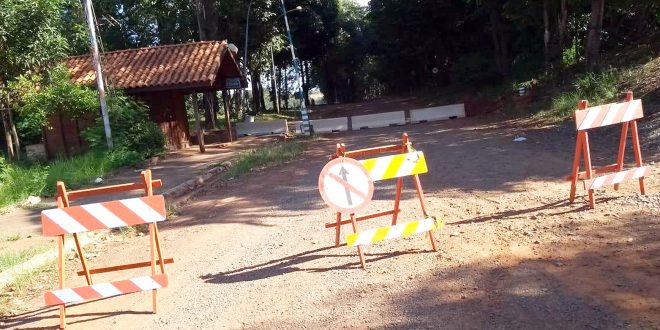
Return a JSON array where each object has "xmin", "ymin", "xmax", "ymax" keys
[
  {"xmin": 0, "ymin": 148, "xmax": 149, "ymax": 209},
  {"xmin": 0, "ymin": 263, "xmax": 54, "ymax": 316},
  {"xmin": 0, "ymin": 92, "xmax": 165, "ymax": 210},
  {"xmin": 3, "ymin": 234, "xmax": 20, "ymax": 242},
  {"xmin": 83, "ymin": 94, "xmax": 165, "ymax": 158},
  {"xmin": 0, "ymin": 246, "xmax": 49, "ymax": 273},
  {"xmin": 11, "ymin": 65, "xmax": 99, "ymax": 144},
  {"xmin": 254, "ymin": 112, "xmax": 297, "ymax": 122},
  {"xmin": 225, "ymin": 141, "xmax": 304, "ymax": 179},
  {"xmin": 551, "ymin": 69, "xmax": 619, "ymax": 117}
]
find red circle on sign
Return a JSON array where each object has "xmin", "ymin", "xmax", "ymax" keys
[{"xmin": 318, "ymin": 157, "xmax": 374, "ymax": 213}]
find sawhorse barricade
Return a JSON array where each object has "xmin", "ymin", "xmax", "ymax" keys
[
  {"xmin": 41, "ymin": 170, "xmax": 172, "ymax": 329},
  {"xmin": 322, "ymin": 133, "xmax": 443, "ymax": 269},
  {"xmin": 568, "ymin": 91, "xmax": 652, "ymax": 209}
]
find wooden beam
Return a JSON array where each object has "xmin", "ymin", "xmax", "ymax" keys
[{"xmin": 76, "ymin": 258, "xmax": 174, "ymax": 276}]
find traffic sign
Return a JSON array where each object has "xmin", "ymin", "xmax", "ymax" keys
[{"xmin": 318, "ymin": 157, "xmax": 374, "ymax": 213}]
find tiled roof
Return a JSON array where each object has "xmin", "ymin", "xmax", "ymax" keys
[{"xmin": 66, "ymin": 41, "xmax": 238, "ymax": 91}]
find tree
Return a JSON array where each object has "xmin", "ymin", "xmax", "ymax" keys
[
  {"xmin": 585, "ymin": 0, "xmax": 605, "ymax": 71},
  {"xmin": 0, "ymin": 0, "xmax": 70, "ymax": 159}
]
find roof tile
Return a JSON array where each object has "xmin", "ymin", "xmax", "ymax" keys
[{"xmin": 66, "ymin": 41, "xmax": 234, "ymax": 90}]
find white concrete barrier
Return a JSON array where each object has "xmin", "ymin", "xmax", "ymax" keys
[
  {"xmin": 288, "ymin": 121, "xmax": 303, "ymax": 134},
  {"xmin": 236, "ymin": 120, "xmax": 288, "ymax": 136},
  {"xmin": 310, "ymin": 117, "xmax": 348, "ymax": 133},
  {"xmin": 351, "ymin": 111, "xmax": 406, "ymax": 130},
  {"xmin": 410, "ymin": 104, "xmax": 466, "ymax": 123}
]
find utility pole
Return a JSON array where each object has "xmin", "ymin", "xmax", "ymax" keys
[
  {"xmin": 84, "ymin": 0, "xmax": 113, "ymax": 149},
  {"xmin": 280, "ymin": 0, "xmax": 310, "ymax": 135}
]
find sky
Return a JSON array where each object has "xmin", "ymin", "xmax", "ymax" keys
[{"xmin": 355, "ymin": 0, "xmax": 369, "ymax": 7}]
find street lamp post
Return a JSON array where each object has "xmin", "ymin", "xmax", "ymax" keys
[
  {"xmin": 243, "ymin": 0, "xmax": 253, "ymax": 77},
  {"xmin": 280, "ymin": 0, "xmax": 311, "ymax": 135}
]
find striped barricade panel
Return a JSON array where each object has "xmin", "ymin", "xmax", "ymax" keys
[
  {"xmin": 41, "ymin": 195, "xmax": 166, "ymax": 236},
  {"xmin": 44, "ymin": 274, "xmax": 168, "ymax": 306},
  {"xmin": 575, "ymin": 99, "xmax": 643, "ymax": 131},
  {"xmin": 346, "ymin": 217, "xmax": 443, "ymax": 247},
  {"xmin": 584, "ymin": 166, "xmax": 651, "ymax": 190},
  {"xmin": 360, "ymin": 151, "xmax": 428, "ymax": 181}
]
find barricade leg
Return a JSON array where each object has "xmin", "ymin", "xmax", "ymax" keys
[
  {"xmin": 630, "ymin": 120, "xmax": 646, "ymax": 195},
  {"xmin": 58, "ymin": 235, "xmax": 66, "ymax": 329},
  {"xmin": 391, "ymin": 178, "xmax": 403, "ymax": 225},
  {"xmin": 334, "ymin": 212, "xmax": 342, "ymax": 247},
  {"xmin": 411, "ymin": 174, "xmax": 437, "ymax": 251},
  {"xmin": 73, "ymin": 233, "xmax": 92, "ymax": 285},
  {"xmin": 582, "ymin": 132, "xmax": 596, "ymax": 208},
  {"xmin": 153, "ymin": 224, "xmax": 165, "ymax": 274},
  {"xmin": 569, "ymin": 133, "xmax": 584, "ymax": 204},
  {"xmin": 614, "ymin": 122, "xmax": 629, "ymax": 191},
  {"xmin": 149, "ymin": 224, "xmax": 158, "ymax": 314},
  {"xmin": 350, "ymin": 213, "xmax": 366, "ymax": 269}
]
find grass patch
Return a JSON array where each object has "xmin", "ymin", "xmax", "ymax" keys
[
  {"xmin": 550, "ymin": 69, "xmax": 620, "ymax": 117},
  {"xmin": 4, "ymin": 234, "xmax": 21, "ymax": 242},
  {"xmin": 0, "ymin": 263, "xmax": 54, "ymax": 316},
  {"xmin": 225, "ymin": 141, "xmax": 304, "ymax": 179},
  {"xmin": 5, "ymin": 263, "xmax": 52, "ymax": 292},
  {"xmin": 255, "ymin": 112, "xmax": 297, "ymax": 122},
  {"xmin": 0, "ymin": 246, "xmax": 49, "ymax": 273},
  {"xmin": 0, "ymin": 149, "xmax": 143, "ymax": 210}
]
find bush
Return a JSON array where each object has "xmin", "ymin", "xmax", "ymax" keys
[
  {"xmin": 83, "ymin": 94, "xmax": 165, "ymax": 158},
  {"xmin": 11, "ymin": 65, "xmax": 99, "ymax": 144},
  {"xmin": 551, "ymin": 69, "xmax": 619, "ymax": 116}
]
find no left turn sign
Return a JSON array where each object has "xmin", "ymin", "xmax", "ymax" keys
[{"xmin": 318, "ymin": 157, "xmax": 374, "ymax": 213}]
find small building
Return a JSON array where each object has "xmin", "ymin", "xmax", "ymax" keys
[{"xmin": 48, "ymin": 40, "xmax": 243, "ymax": 156}]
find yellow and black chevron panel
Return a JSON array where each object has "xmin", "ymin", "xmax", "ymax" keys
[
  {"xmin": 346, "ymin": 217, "xmax": 443, "ymax": 247},
  {"xmin": 360, "ymin": 151, "xmax": 428, "ymax": 181}
]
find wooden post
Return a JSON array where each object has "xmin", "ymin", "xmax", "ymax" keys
[
  {"xmin": 334, "ymin": 212, "xmax": 341, "ymax": 247},
  {"xmin": 58, "ymin": 235, "xmax": 66, "ymax": 329},
  {"xmin": 350, "ymin": 213, "xmax": 366, "ymax": 269}
]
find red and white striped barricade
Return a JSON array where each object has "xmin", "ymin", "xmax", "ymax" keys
[
  {"xmin": 42, "ymin": 170, "xmax": 171, "ymax": 329},
  {"xmin": 568, "ymin": 91, "xmax": 652, "ymax": 208}
]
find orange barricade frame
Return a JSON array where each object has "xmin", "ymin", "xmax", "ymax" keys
[
  {"xmin": 45, "ymin": 170, "xmax": 171, "ymax": 329},
  {"xmin": 568, "ymin": 91, "xmax": 651, "ymax": 209},
  {"xmin": 327, "ymin": 133, "xmax": 438, "ymax": 268}
]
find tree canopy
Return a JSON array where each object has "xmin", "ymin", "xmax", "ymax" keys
[{"xmin": 3, "ymin": 0, "xmax": 660, "ymax": 107}]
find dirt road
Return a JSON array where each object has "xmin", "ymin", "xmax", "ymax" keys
[{"xmin": 3, "ymin": 114, "xmax": 659, "ymax": 329}]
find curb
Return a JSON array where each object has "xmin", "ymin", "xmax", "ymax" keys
[{"xmin": 162, "ymin": 163, "xmax": 230, "ymax": 208}]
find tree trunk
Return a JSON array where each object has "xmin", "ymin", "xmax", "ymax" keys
[
  {"xmin": 195, "ymin": 0, "xmax": 218, "ymax": 41},
  {"xmin": 221, "ymin": 90, "xmax": 233, "ymax": 141},
  {"xmin": 284, "ymin": 67, "xmax": 289, "ymax": 110},
  {"xmin": 543, "ymin": 0, "xmax": 551, "ymax": 71},
  {"xmin": 8, "ymin": 108, "xmax": 20, "ymax": 160},
  {"xmin": 557, "ymin": 0, "xmax": 568, "ymax": 56},
  {"xmin": 585, "ymin": 0, "xmax": 605, "ymax": 71},
  {"xmin": 202, "ymin": 92, "xmax": 215, "ymax": 130},
  {"xmin": 258, "ymin": 79, "xmax": 267, "ymax": 113},
  {"xmin": 1, "ymin": 110, "xmax": 14, "ymax": 160},
  {"xmin": 250, "ymin": 70, "xmax": 263, "ymax": 114},
  {"xmin": 487, "ymin": 0, "xmax": 509, "ymax": 77}
]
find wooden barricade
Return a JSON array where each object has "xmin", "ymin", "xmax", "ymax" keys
[
  {"xmin": 568, "ymin": 91, "xmax": 652, "ymax": 209},
  {"xmin": 41, "ymin": 170, "xmax": 172, "ymax": 329},
  {"xmin": 324, "ymin": 133, "xmax": 443, "ymax": 268}
]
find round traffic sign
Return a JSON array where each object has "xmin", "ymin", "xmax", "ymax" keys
[{"xmin": 318, "ymin": 157, "xmax": 374, "ymax": 213}]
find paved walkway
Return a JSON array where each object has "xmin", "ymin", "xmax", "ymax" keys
[{"xmin": 0, "ymin": 136, "xmax": 276, "ymax": 244}]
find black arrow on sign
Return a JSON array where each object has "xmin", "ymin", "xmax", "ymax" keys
[{"xmin": 339, "ymin": 166, "xmax": 353, "ymax": 205}]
